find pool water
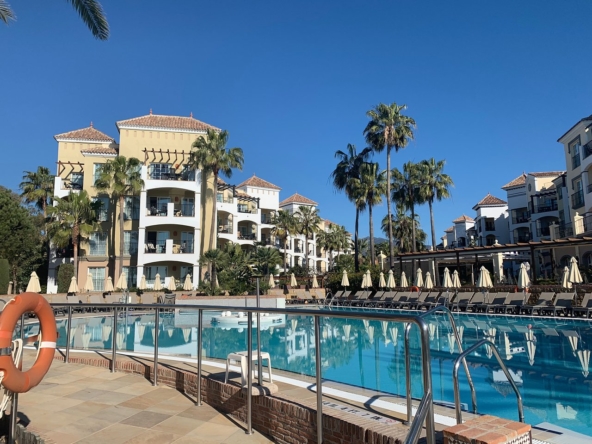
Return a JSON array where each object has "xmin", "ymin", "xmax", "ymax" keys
[{"xmin": 29, "ymin": 308, "xmax": 592, "ymax": 437}]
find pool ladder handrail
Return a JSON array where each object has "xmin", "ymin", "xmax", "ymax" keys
[
  {"xmin": 404, "ymin": 305, "xmax": 478, "ymax": 424},
  {"xmin": 452, "ymin": 339, "xmax": 524, "ymax": 424}
]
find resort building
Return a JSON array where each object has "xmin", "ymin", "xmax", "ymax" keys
[
  {"xmin": 471, "ymin": 193, "xmax": 509, "ymax": 246},
  {"xmin": 446, "ymin": 215, "xmax": 475, "ymax": 248}
]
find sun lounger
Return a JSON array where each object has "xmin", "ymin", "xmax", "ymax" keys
[
  {"xmin": 465, "ymin": 292, "xmax": 487, "ymax": 312},
  {"xmin": 522, "ymin": 292, "xmax": 555, "ymax": 315},
  {"xmin": 390, "ymin": 292, "xmax": 412, "ymax": 308},
  {"xmin": 475, "ymin": 292, "xmax": 508, "ymax": 313},
  {"xmin": 398, "ymin": 292, "xmax": 422, "ymax": 309},
  {"xmin": 572, "ymin": 293, "xmax": 592, "ymax": 317},
  {"xmin": 418, "ymin": 292, "xmax": 440, "ymax": 310},
  {"xmin": 349, "ymin": 291, "xmax": 371, "ymax": 306},
  {"xmin": 544, "ymin": 292, "xmax": 575, "ymax": 316},
  {"xmin": 499, "ymin": 293, "xmax": 527, "ymax": 314},
  {"xmin": 363, "ymin": 291, "xmax": 384, "ymax": 306},
  {"xmin": 380, "ymin": 291, "xmax": 403, "ymax": 308},
  {"xmin": 423, "ymin": 292, "xmax": 452, "ymax": 310},
  {"xmin": 451, "ymin": 292, "xmax": 475, "ymax": 312},
  {"xmin": 329, "ymin": 290, "xmax": 343, "ymax": 303},
  {"xmin": 368, "ymin": 291, "xmax": 390, "ymax": 307},
  {"xmin": 332, "ymin": 290, "xmax": 351, "ymax": 306}
]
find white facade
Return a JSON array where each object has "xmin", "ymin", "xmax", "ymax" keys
[{"xmin": 472, "ymin": 194, "xmax": 510, "ymax": 246}]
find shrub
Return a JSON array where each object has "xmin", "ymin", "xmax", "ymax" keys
[
  {"xmin": 0, "ymin": 259, "xmax": 9, "ymax": 294},
  {"xmin": 57, "ymin": 264, "xmax": 74, "ymax": 293}
]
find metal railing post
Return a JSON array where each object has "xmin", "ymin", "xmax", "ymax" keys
[
  {"xmin": 314, "ymin": 315, "xmax": 323, "ymax": 444},
  {"xmin": 256, "ymin": 278, "xmax": 262, "ymax": 386},
  {"xmin": 153, "ymin": 307, "xmax": 160, "ymax": 386},
  {"xmin": 111, "ymin": 306, "xmax": 118, "ymax": 373},
  {"xmin": 404, "ymin": 322, "xmax": 412, "ymax": 424},
  {"xmin": 246, "ymin": 312, "xmax": 253, "ymax": 435},
  {"xmin": 65, "ymin": 306, "xmax": 72, "ymax": 363},
  {"xmin": 417, "ymin": 318, "xmax": 435, "ymax": 444},
  {"xmin": 196, "ymin": 309, "xmax": 202, "ymax": 406}
]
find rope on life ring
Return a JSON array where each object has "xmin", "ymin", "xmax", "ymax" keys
[
  {"xmin": 0, "ymin": 293, "xmax": 57, "ymax": 393},
  {"xmin": 410, "ymin": 286, "xmax": 420, "ymax": 293}
]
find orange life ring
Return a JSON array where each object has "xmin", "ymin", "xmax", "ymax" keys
[
  {"xmin": 0, "ymin": 293, "xmax": 56, "ymax": 393},
  {"xmin": 410, "ymin": 286, "xmax": 420, "ymax": 292}
]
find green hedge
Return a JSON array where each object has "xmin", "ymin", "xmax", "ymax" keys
[
  {"xmin": 0, "ymin": 259, "xmax": 9, "ymax": 294},
  {"xmin": 57, "ymin": 264, "xmax": 74, "ymax": 294}
]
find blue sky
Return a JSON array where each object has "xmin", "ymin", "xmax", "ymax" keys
[{"xmin": 2, "ymin": 0, "xmax": 591, "ymax": 245}]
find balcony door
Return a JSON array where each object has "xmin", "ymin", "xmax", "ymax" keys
[
  {"xmin": 146, "ymin": 231, "xmax": 169, "ymax": 253},
  {"xmin": 181, "ymin": 197, "xmax": 194, "ymax": 216},
  {"xmin": 181, "ymin": 231, "xmax": 194, "ymax": 253},
  {"xmin": 145, "ymin": 266, "xmax": 168, "ymax": 284}
]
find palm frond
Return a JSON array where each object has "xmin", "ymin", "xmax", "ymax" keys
[
  {"xmin": 0, "ymin": 0, "xmax": 15, "ymax": 24},
  {"xmin": 67, "ymin": 0, "xmax": 109, "ymax": 40}
]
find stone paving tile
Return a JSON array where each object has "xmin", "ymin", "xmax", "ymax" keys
[
  {"xmin": 120, "ymin": 411, "xmax": 171, "ymax": 428},
  {"xmin": 75, "ymin": 423, "xmax": 146, "ymax": 444},
  {"xmin": 123, "ymin": 430, "xmax": 181, "ymax": 443}
]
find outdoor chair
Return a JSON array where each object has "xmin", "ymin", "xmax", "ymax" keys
[
  {"xmin": 368, "ymin": 291, "xmax": 391, "ymax": 307},
  {"xmin": 363, "ymin": 291, "xmax": 384, "ymax": 306},
  {"xmin": 379, "ymin": 291, "xmax": 400, "ymax": 308},
  {"xmin": 349, "ymin": 291, "xmax": 370, "ymax": 306},
  {"xmin": 418, "ymin": 292, "xmax": 440, "ymax": 310},
  {"xmin": 522, "ymin": 292, "xmax": 556, "ymax": 315},
  {"xmin": 499, "ymin": 293, "xmax": 527, "ymax": 314},
  {"xmin": 299, "ymin": 291, "xmax": 314, "ymax": 304},
  {"xmin": 410, "ymin": 291, "xmax": 431, "ymax": 310},
  {"xmin": 397, "ymin": 292, "xmax": 421, "ymax": 309},
  {"xmin": 475, "ymin": 292, "xmax": 508, "ymax": 313},
  {"xmin": 422, "ymin": 292, "xmax": 451, "ymax": 310},
  {"xmin": 544, "ymin": 292, "xmax": 575, "ymax": 317},
  {"xmin": 451, "ymin": 292, "xmax": 475, "ymax": 312},
  {"xmin": 572, "ymin": 293, "xmax": 592, "ymax": 317},
  {"xmin": 465, "ymin": 292, "xmax": 487, "ymax": 312},
  {"xmin": 328, "ymin": 290, "xmax": 343, "ymax": 303},
  {"xmin": 390, "ymin": 291, "xmax": 413, "ymax": 308},
  {"xmin": 332, "ymin": 290, "xmax": 351, "ymax": 306}
]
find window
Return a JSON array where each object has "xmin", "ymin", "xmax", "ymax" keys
[
  {"xmin": 559, "ymin": 210, "xmax": 565, "ymax": 224},
  {"xmin": 89, "ymin": 232, "xmax": 107, "ymax": 256},
  {"xmin": 93, "ymin": 163, "xmax": 104, "ymax": 185},
  {"xmin": 180, "ymin": 266, "xmax": 192, "ymax": 281},
  {"xmin": 88, "ymin": 267, "xmax": 105, "ymax": 291},
  {"xmin": 71, "ymin": 172, "xmax": 83, "ymax": 189},
  {"xmin": 93, "ymin": 197, "xmax": 109, "ymax": 222},
  {"xmin": 145, "ymin": 266, "xmax": 167, "ymax": 285},
  {"xmin": 124, "ymin": 196, "xmax": 140, "ymax": 220},
  {"xmin": 124, "ymin": 231, "xmax": 138, "ymax": 256},
  {"xmin": 485, "ymin": 235, "xmax": 496, "ymax": 246},
  {"xmin": 570, "ymin": 137, "xmax": 581, "ymax": 169},
  {"xmin": 148, "ymin": 163, "xmax": 171, "ymax": 180},
  {"xmin": 180, "ymin": 231, "xmax": 194, "ymax": 253},
  {"xmin": 122, "ymin": 266, "xmax": 137, "ymax": 289},
  {"xmin": 485, "ymin": 218, "xmax": 495, "ymax": 231}
]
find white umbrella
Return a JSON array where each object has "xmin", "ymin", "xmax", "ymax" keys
[
  {"xmin": 26, "ymin": 271, "xmax": 41, "ymax": 293},
  {"xmin": 561, "ymin": 266, "xmax": 571, "ymax": 289},
  {"xmin": 447, "ymin": 331, "xmax": 456, "ymax": 354},
  {"xmin": 68, "ymin": 276, "xmax": 79, "ymax": 294},
  {"xmin": 341, "ymin": 270, "xmax": 349, "ymax": 288},
  {"xmin": 343, "ymin": 324, "xmax": 351, "ymax": 342},
  {"xmin": 389, "ymin": 327, "xmax": 398, "ymax": 347},
  {"xmin": 415, "ymin": 268, "xmax": 424, "ymax": 287},
  {"xmin": 386, "ymin": 270, "xmax": 396, "ymax": 288},
  {"xmin": 105, "ymin": 276, "xmax": 114, "ymax": 292},
  {"xmin": 378, "ymin": 272, "xmax": 386, "ymax": 289},
  {"xmin": 153, "ymin": 274, "xmax": 162, "ymax": 291},
  {"xmin": 361, "ymin": 272, "xmax": 368, "ymax": 289},
  {"xmin": 116, "ymin": 272, "xmax": 128, "ymax": 290},
  {"xmin": 442, "ymin": 267, "xmax": 452, "ymax": 288},
  {"xmin": 168, "ymin": 276, "xmax": 177, "ymax": 291},
  {"xmin": 577, "ymin": 350, "xmax": 590, "ymax": 377},
  {"xmin": 290, "ymin": 273, "xmax": 298, "ymax": 287},
  {"xmin": 518, "ymin": 263, "xmax": 530, "ymax": 290},
  {"xmin": 183, "ymin": 274, "xmax": 193, "ymax": 291},
  {"xmin": 311, "ymin": 275, "xmax": 319, "ymax": 288},
  {"xmin": 424, "ymin": 272, "xmax": 434, "ymax": 290},
  {"xmin": 525, "ymin": 329, "xmax": 536, "ymax": 366},
  {"xmin": 291, "ymin": 319, "xmax": 298, "ymax": 332},
  {"xmin": 568, "ymin": 257, "xmax": 583, "ymax": 290},
  {"xmin": 365, "ymin": 270, "xmax": 372, "ymax": 289},
  {"xmin": 83, "ymin": 272, "xmax": 94, "ymax": 292},
  {"xmin": 269, "ymin": 274, "xmax": 276, "ymax": 288},
  {"xmin": 138, "ymin": 275, "xmax": 147, "ymax": 291},
  {"xmin": 477, "ymin": 266, "xmax": 493, "ymax": 289},
  {"xmin": 400, "ymin": 271, "xmax": 408, "ymax": 288},
  {"xmin": 452, "ymin": 270, "xmax": 461, "ymax": 288}
]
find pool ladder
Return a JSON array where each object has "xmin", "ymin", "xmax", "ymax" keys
[{"xmin": 404, "ymin": 306, "xmax": 524, "ymax": 426}]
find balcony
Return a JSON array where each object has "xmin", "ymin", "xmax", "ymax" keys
[
  {"xmin": 218, "ymin": 224, "xmax": 233, "ymax": 234},
  {"xmin": 531, "ymin": 202, "xmax": 558, "ymax": 213},
  {"xmin": 144, "ymin": 239, "xmax": 194, "ymax": 255},
  {"xmin": 512, "ymin": 230, "xmax": 531, "ymax": 243},
  {"xmin": 261, "ymin": 214, "xmax": 273, "ymax": 224},
  {"xmin": 536, "ymin": 226, "xmax": 551, "ymax": 237},
  {"xmin": 572, "ymin": 190, "xmax": 585, "ymax": 209},
  {"xmin": 148, "ymin": 168, "xmax": 195, "ymax": 182},
  {"xmin": 512, "ymin": 215, "xmax": 530, "ymax": 224},
  {"xmin": 237, "ymin": 232, "xmax": 256, "ymax": 240},
  {"xmin": 217, "ymin": 195, "xmax": 234, "ymax": 204},
  {"xmin": 294, "ymin": 247, "xmax": 303, "ymax": 253},
  {"xmin": 572, "ymin": 154, "xmax": 581, "ymax": 169},
  {"xmin": 554, "ymin": 224, "xmax": 574, "ymax": 239},
  {"xmin": 584, "ymin": 141, "xmax": 592, "ymax": 159},
  {"xmin": 147, "ymin": 203, "xmax": 194, "ymax": 217},
  {"xmin": 238, "ymin": 206, "xmax": 257, "ymax": 214}
]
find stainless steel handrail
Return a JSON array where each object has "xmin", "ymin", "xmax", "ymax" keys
[
  {"xmin": 404, "ymin": 388, "xmax": 431, "ymax": 444},
  {"xmin": 404, "ymin": 306, "xmax": 477, "ymax": 423},
  {"xmin": 50, "ymin": 302, "xmax": 436, "ymax": 444},
  {"xmin": 452, "ymin": 339, "xmax": 524, "ymax": 424}
]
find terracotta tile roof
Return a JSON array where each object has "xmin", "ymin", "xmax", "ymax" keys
[
  {"xmin": 237, "ymin": 175, "xmax": 281, "ymax": 190},
  {"xmin": 529, "ymin": 171, "xmax": 565, "ymax": 178},
  {"xmin": 217, "ymin": 177, "xmax": 226, "ymax": 185},
  {"xmin": 54, "ymin": 125, "xmax": 115, "ymax": 142},
  {"xmin": 453, "ymin": 214, "xmax": 474, "ymax": 223},
  {"xmin": 473, "ymin": 193, "xmax": 507, "ymax": 209},
  {"xmin": 80, "ymin": 146, "xmax": 118, "ymax": 155},
  {"xmin": 279, "ymin": 193, "xmax": 318, "ymax": 207},
  {"xmin": 444, "ymin": 226, "xmax": 454, "ymax": 233},
  {"xmin": 116, "ymin": 112, "xmax": 219, "ymax": 132},
  {"xmin": 501, "ymin": 173, "xmax": 527, "ymax": 190},
  {"xmin": 236, "ymin": 190, "xmax": 250, "ymax": 198}
]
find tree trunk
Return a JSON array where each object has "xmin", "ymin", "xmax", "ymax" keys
[
  {"xmin": 73, "ymin": 242, "xmax": 79, "ymax": 280},
  {"xmin": 428, "ymin": 199, "xmax": 439, "ymax": 285},
  {"xmin": 304, "ymin": 230, "xmax": 309, "ymax": 275},
  {"xmin": 354, "ymin": 207, "xmax": 360, "ymax": 272},
  {"xmin": 369, "ymin": 204, "xmax": 375, "ymax": 267},
  {"xmin": 283, "ymin": 236, "xmax": 288, "ymax": 275},
  {"xmin": 411, "ymin": 204, "xmax": 416, "ymax": 276},
  {"xmin": 386, "ymin": 145, "xmax": 394, "ymax": 269},
  {"xmin": 210, "ymin": 172, "xmax": 218, "ymax": 251},
  {"xmin": 118, "ymin": 195, "xmax": 125, "ymax": 280},
  {"xmin": 211, "ymin": 264, "xmax": 216, "ymax": 295}
]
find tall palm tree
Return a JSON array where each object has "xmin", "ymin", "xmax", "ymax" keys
[
  {"xmin": 331, "ymin": 224, "xmax": 350, "ymax": 264},
  {"xmin": 188, "ymin": 129, "xmax": 244, "ymax": 251},
  {"xmin": 270, "ymin": 210, "xmax": 296, "ymax": 274},
  {"xmin": 47, "ymin": 190, "xmax": 100, "ymax": 278},
  {"xmin": 95, "ymin": 156, "xmax": 144, "ymax": 278},
  {"xmin": 383, "ymin": 207, "xmax": 427, "ymax": 253},
  {"xmin": 0, "ymin": 0, "xmax": 109, "ymax": 40},
  {"xmin": 418, "ymin": 158, "xmax": 453, "ymax": 252},
  {"xmin": 293, "ymin": 206, "xmax": 322, "ymax": 274},
  {"xmin": 351, "ymin": 162, "xmax": 387, "ymax": 266},
  {"xmin": 252, "ymin": 246, "xmax": 282, "ymax": 276},
  {"xmin": 391, "ymin": 162, "xmax": 424, "ymax": 254},
  {"xmin": 20, "ymin": 166, "xmax": 55, "ymax": 219},
  {"xmin": 199, "ymin": 248, "xmax": 225, "ymax": 295},
  {"xmin": 364, "ymin": 103, "xmax": 416, "ymax": 268},
  {"xmin": 331, "ymin": 144, "xmax": 371, "ymax": 271}
]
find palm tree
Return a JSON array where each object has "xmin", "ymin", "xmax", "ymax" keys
[
  {"xmin": 383, "ymin": 207, "xmax": 427, "ymax": 253},
  {"xmin": 271, "ymin": 210, "xmax": 297, "ymax": 274},
  {"xmin": 188, "ymin": 129, "xmax": 244, "ymax": 251},
  {"xmin": 199, "ymin": 248, "xmax": 225, "ymax": 295},
  {"xmin": 356, "ymin": 238, "xmax": 369, "ymax": 260},
  {"xmin": 252, "ymin": 246, "xmax": 282, "ymax": 276},
  {"xmin": 20, "ymin": 166, "xmax": 55, "ymax": 219},
  {"xmin": 331, "ymin": 224, "xmax": 350, "ymax": 265},
  {"xmin": 331, "ymin": 144, "xmax": 371, "ymax": 271},
  {"xmin": 350, "ymin": 162, "xmax": 387, "ymax": 267},
  {"xmin": 364, "ymin": 103, "xmax": 416, "ymax": 268},
  {"xmin": 95, "ymin": 156, "xmax": 144, "ymax": 278},
  {"xmin": 0, "ymin": 0, "xmax": 109, "ymax": 40},
  {"xmin": 391, "ymin": 162, "xmax": 424, "ymax": 254},
  {"xmin": 47, "ymin": 190, "xmax": 100, "ymax": 278},
  {"xmin": 418, "ymin": 158, "xmax": 453, "ymax": 252},
  {"xmin": 293, "ymin": 206, "xmax": 322, "ymax": 274}
]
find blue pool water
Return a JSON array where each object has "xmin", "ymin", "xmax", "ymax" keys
[{"xmin": 29, "ymin": 308, "xmax": 592, "ymax": 436}]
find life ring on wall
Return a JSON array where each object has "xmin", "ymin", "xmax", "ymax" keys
[
  {"xmin": 0, "ymin": 293, "xmax": 57, "ymax": 393},
  {"xmin": 410, "ymin": 286, "xmax": 420, "ymax": 292}
]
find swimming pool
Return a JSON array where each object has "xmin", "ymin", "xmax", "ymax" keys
[{"xmin": 32, "ymin": 307, "xmax": 592, "ymax": 437}]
